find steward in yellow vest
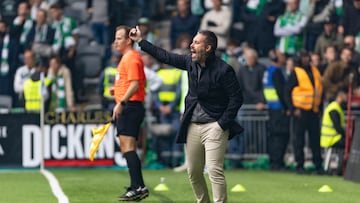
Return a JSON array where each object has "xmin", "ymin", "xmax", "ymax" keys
[
  {"xmin": 97, "ymin": 53, "xmax": 120, "ymax": 111},
  {"xmin": 286, "ymin": 50, "xmax": 324, "ymax": 173},
  {"xmin": 321, "ymin": 90, "xmax": 347, "ymax": 148},
  {"xmin": 23, "ymin": 71, "xmax": 52, "ymax": 112},
  {"xmin": 102, "ymin": 66, "xmax": 117, "ymax": 99},
  {"xmin": 291, "ymin": 66, "xmax": 323, "ymax": 112},
  {"xmin": 155, "ymin": 67, "xmax": 182, "ymax": 110}
]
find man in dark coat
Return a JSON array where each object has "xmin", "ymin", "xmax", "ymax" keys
[{"xmin": 129, "ymin": 26, "xmax": 243, "ymax": 203}]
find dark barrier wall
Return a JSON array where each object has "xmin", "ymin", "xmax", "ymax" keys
[{"xmin": 0, "ymin": 111, "xmax": 127, "ymax": 168}]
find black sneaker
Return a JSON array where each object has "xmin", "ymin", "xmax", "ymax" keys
[
  {"xmin": 118, "ymin": 186, "xmax": 149, "ymax": 202},
  {"xmin": 118, "ymin": 187, "xmax": 141, "ymax": 201},
  {"xmin": 135, "ymin": 186, "xmax": 149, "ymax": 202}
]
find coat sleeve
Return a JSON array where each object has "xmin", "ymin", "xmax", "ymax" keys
[
  {"xmin": 139, "ymin": 40, "xmax": 188, "ymax": 70},
  {"xmin": 217, "ymin": 66, "xmax": 243, "ymax": 130}
]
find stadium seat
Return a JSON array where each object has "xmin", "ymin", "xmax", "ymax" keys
[
  {"xmin": 76, "ymin": 24, "xmax": 94, "ymax": 52},
  {"xmin": 63, "ymin": 5, "xmax": 89, "ymax": 24},
  {"xmin": 0, "ymin": 95, "xmax": 12, "ymax": 110},
  {"xmin": 76, "ymin": 44, "xmax": 105, "ymax": 86}
]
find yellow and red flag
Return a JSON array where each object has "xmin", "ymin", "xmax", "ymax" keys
[{"xmin": 89, "ymin": 122, "xmax": 112, "ymax": 161}]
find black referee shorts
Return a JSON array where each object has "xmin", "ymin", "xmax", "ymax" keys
[{"xmin": 115, "ymin": 101, "xmax": 145, "ymax": 139}]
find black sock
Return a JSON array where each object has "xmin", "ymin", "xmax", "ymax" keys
[{"xmin": 123, "ymin": 151, "xmax": 145, "ymax": 189}]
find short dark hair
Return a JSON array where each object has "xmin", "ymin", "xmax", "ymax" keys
[
  {"xmin": 116, "ymin": 25, "xmax": 134, "ymax": 45},
  {"xmin": 323, "ymin": 44, "xmax": 337, "ymax": 53},
  {"xmin": 340, "ymin": 46, "xmax": 353, "ymax": 54},
  {"xmin": 198, "ymin": 30, "xmax": 217, "ymax": 52},
  {"xmin": 37, "ymin": 8, "xmax": 47, "ymax": 18},
  {"xmin": 19, "ymin": 1, "xmax": 31, "ymax": 10},
  {"xmin": 50, "ymin": 55, "xmax": 62, "ymax": 64},
  {"xmin": 50, "ymin": 3, "xmax": 62, "ymax": 10}
]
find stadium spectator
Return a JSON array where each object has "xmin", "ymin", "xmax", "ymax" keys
[
  {"xmin": 263, "ymin": 49, "xmax": 290, "ymax": 171},
  {"xmin": 230, "ymin": 48, "xmax": 265, "ymax": 169},
  {"xmin": 285, "ymin": 50, "xmax": 324, "ymax": 174},
  {"xmin": 200, "ymin": 0, "xmax": 232, "ymax": 51},
  {"xmin": 0, "ymin": 20, "xmax": 13, "ymax": 96},
  {"xmin": 47, "ymin": 56, "xmax": 76, "ymax": 112},
  {"xmin": 318, "ymin": 45, "xmax": 338, "ymax": 75},
  {"xmin": 87, "ymin": 0, "xmax": 111, "ymax": 62},
  {"xmin": 29, "ymin": 0, "xmax": 49, "ymax": 20},
  {"xmin": 13, "ymin": 50, "xmax": 36, "ymax": 107},
  {"xmin": 274, "ymin": 0, "xmax": 307, "ymax": 56},
  {"xmin": 25, "ymin": 9, "xmax": 55, "ymax": 61},
  {"xmin": 11, "ymin": 1, "xmax": 34, "ymax": 63},
  {"xmin": 304, "ymin": 0, "xmax": 334, "ymax": 51},
  {"xmin": 87, "ymin": 0, "xmax": 110, "ymax": 46},
  {"xmin": 338, "ymin": 0, "xmax": 360, "ymax": 36},
  {"xmin": 237, "ymin": 48, "xmax": 266, "ymax": 106},
  {"xmin": 314, "ymin": 15, "xmax": 343, "ymax": 57},
  {"xmin": 240, "ymin": 0, "xmax": 285, "ymax": 57},
  {"xmin": 343, "ymin": 35, "xmax": 360, "ymax": 67},
  {"xmin": 170, "ymin": 0, "xmax": 200, "ymax": 50},
  {"xmin": 310, "ymin": 52, "xmax": 321, "ymax": 69},
  {"xmin": 49, "ymin": 4, "xmax": 79, "ymax": 100},
  {"xmin": 323, "ymin": 47, "xmax": 358, "ymax": 102},
  {"xmin": 171, "ymin": 33, "xmax": 192, "ymax": 172},
  {"xmin": 285, "ymin": 56, "xmax": 296, "ymax": 80},
  {"xmin": 141, "ymin": 52, "xmax": 163, "ymax": 164},
  {"xmin": 112, "ymin": 26, "xmax": 149, "ymax": 201},
  {"xmin": 221, "ymin": 39, "xmax": 242, "ymax": 76},
  {"xmin": 97, "ymin": 49, "xmax": 120, "ymax": 112},
  {"xmin": 131, "ymin": 27, "xmax": 243, "ymax": 203},
  {"xmin": 152, "ymin": 64, "xmax": 182, "ymax": 168},
  {"xmin": 23, "ymin": 68, "xmax": 51, "ymax": 112}
]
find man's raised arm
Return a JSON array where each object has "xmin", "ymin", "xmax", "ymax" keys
[{"xmin": 129, "ymin": 26, "xmax": 188, "ymax": 70}]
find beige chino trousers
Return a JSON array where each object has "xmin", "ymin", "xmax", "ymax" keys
[{"xmin": 186, "ymin": 122, "xmax": 229, "ymax": 203}]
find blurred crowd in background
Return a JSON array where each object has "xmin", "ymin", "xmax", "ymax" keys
[{"xmin": 1, "ymin": 0, "xmax": 360, "ymax": 172}]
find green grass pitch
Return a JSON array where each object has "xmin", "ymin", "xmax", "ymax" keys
[{"xmin": 1, "ymin": 169, "xmax": 360, "ymax": 203}]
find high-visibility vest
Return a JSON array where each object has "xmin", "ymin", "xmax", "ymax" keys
[
  {"xmin": 292, "ymin": 67, "xmax": 323, "ymax": 112},
  {"xmin": 320, "ymin": 101, "xmax": 345, "ymax": 148},
  {"xmin": 24, "ymin": 78, "xmax": 51, "ymax": 111},
  {"xmin": 157, "ymin": 68, "xmax": 182, "ymax": 103},
  {"xmin": 263, "ymin": 66, "xmax": 282, "ymax": 109},
  {"xmin": 103, "ymin": 66, "xmax": 117, "ymax": 99}
]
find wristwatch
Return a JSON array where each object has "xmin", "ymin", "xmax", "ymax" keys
[{"xmin": 120, "ymin": 101, "xmax": 126, "ymax": 106}]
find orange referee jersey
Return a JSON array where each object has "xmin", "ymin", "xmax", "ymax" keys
[{"xmin": 114, "ymin": 49, "xmax": 146, "ymax": 103}]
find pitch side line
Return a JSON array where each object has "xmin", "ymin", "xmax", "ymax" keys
[{"xmin": 41, "ymin": 169, "xmax": 70, "ymax": 203}]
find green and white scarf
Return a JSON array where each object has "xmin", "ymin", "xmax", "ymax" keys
[
  {"xmin": 0, "ymin": 34, "xmax": 10, "ymax": 76},
  {"xmin": 34, "ymin": 24, "xmax": 48, "ymax": 43},
  {"xmin": 13, "ymin": 16, "xmax": 34, "ymax": 45},
  {"xmin": 276, "ymin": 11, "xmax": 304, "ymax": 55},
  {"xmin": 356, "ymin": 33, "xmax": 360, "ymax": 54},
  {"xmin": 52, "ymin": 16, "xmax": 77, "ymax": 52},
  {"xmin": 334, "ymin": 0, "xmax": 343, "ymax": 17},
  {"xmin": 246, "ymin": 0, "xmax": 267, "ymax": 16},
  {"xmin": 50, "ymin": 75, "xmax": 66, "ymax": 112}
]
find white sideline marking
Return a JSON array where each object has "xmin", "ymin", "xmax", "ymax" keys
[{"xmin": 41, "ymin": 169, "xmax": 70, "ymax": 203}]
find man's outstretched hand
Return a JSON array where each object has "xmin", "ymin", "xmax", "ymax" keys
[{"xmin": 129, "ymin": 26, "xmax": 142, "ymax": 43}]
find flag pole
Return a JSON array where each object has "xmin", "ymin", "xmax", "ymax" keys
[{"xmin": 40, "ymin": 72, "xmax": 45, "ymax": 171}]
